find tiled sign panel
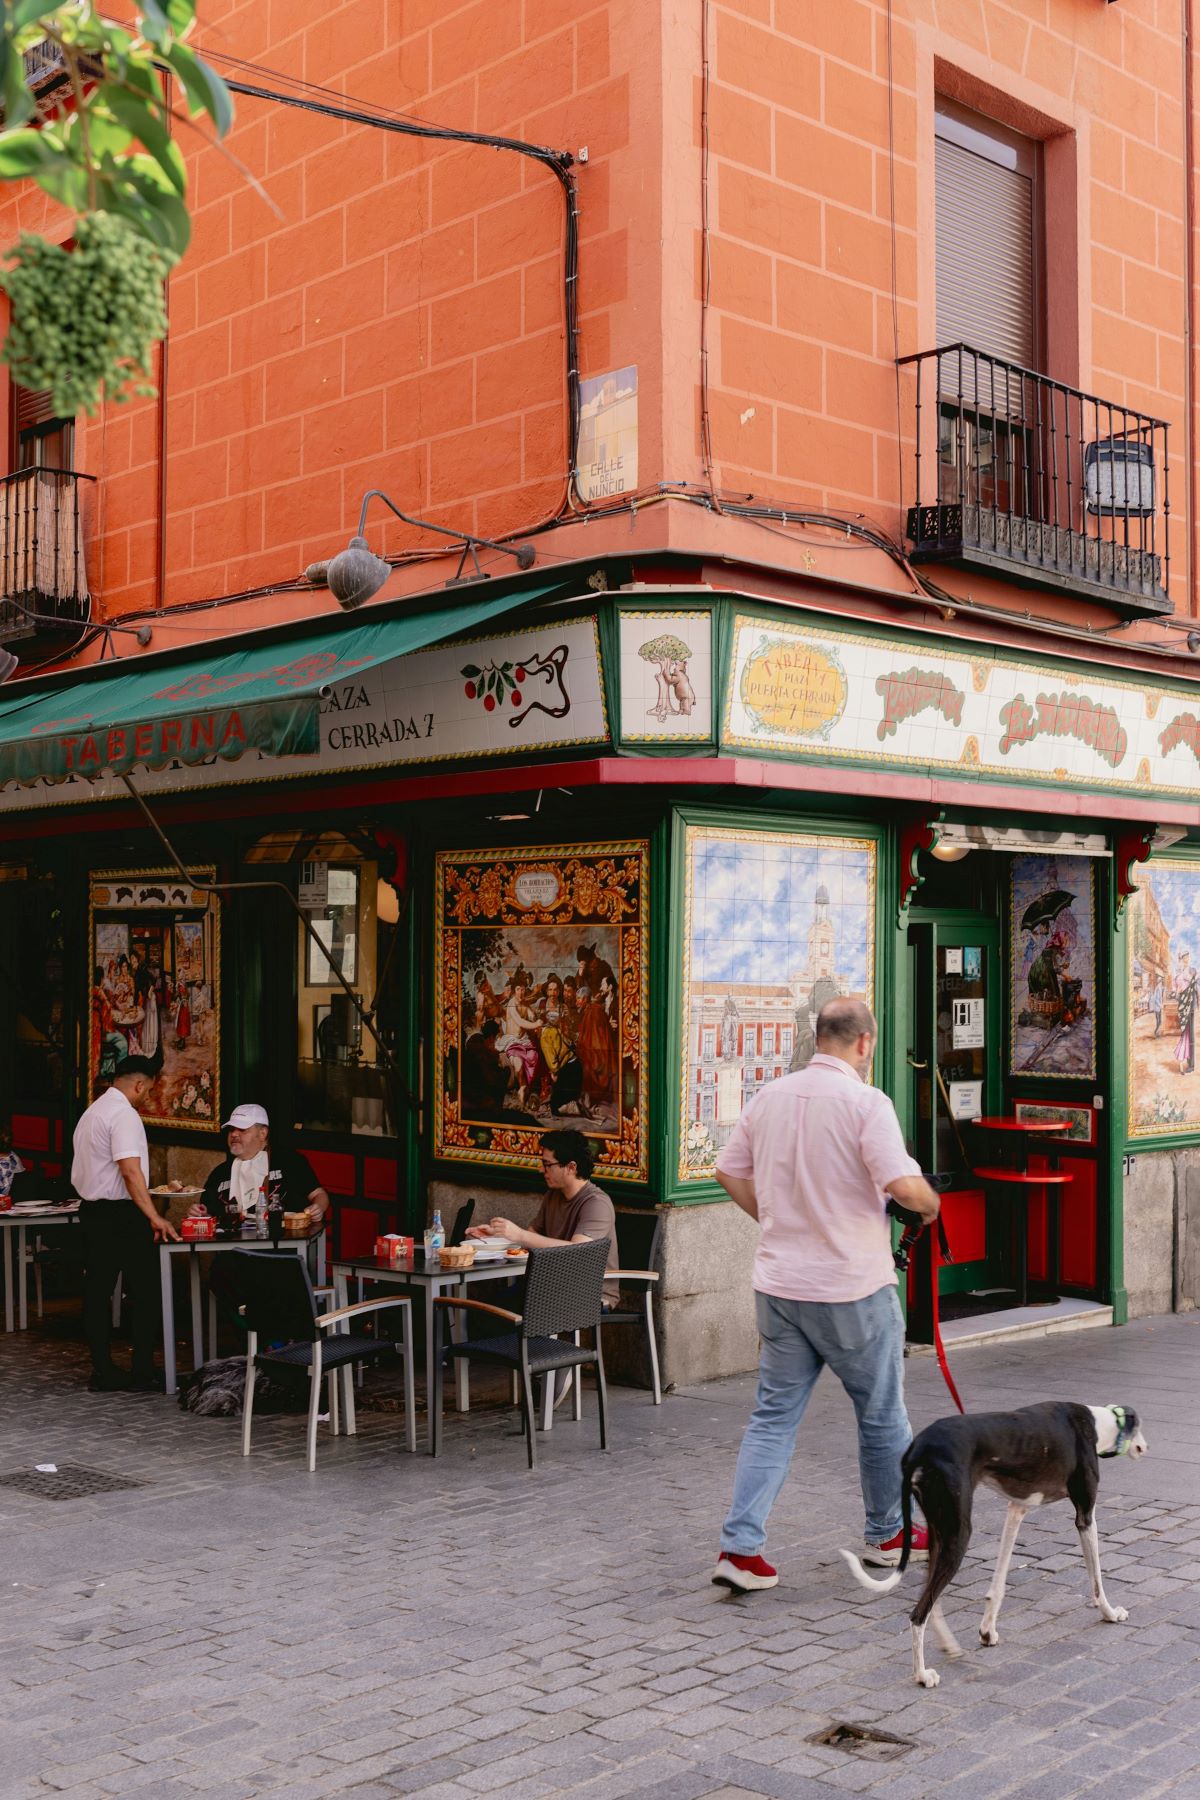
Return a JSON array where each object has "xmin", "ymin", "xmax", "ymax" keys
[
  {"xmin": 680, "ymin": 825, "xmax": 876, "ymax": 1182},
  {"xmin": 1128, "ymin": 859, "xmax": 1200, "ymax": 1138},
  {"xmin": 724, "ymin": 612, "xmax": 1200, "ymax": 798}
]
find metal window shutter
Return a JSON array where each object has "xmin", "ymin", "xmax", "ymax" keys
[
  {"xmin": 936, "ymin": 135, "xmax": 1034, "ymax": 372},
  {"xmin": 12, "ymin": 381, "xmax": 57, "ymax": 434}
]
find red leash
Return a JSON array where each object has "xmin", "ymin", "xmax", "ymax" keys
[{"xmin": 928, "ymin": 1216, "xmax": 965, "ymax": 1414}]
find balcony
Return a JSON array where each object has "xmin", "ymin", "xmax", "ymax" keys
[
  {"xmin": 900, "ymin": 345, "xmax": 1171, "ymax": 618},
  {"xmin": 0, "ymin": 468, "xmax": 94, "ymax": 646}
]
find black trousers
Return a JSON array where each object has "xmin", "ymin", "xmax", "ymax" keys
[{"xmin": 78, "ymin": 1200, "xmax": 161, "ymax": 1376}]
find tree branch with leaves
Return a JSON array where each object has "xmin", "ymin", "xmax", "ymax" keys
[{"xmin": 0, "ymin": 0, "xmax": 232, "ymax": 414}]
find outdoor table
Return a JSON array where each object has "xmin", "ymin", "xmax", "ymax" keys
[
  {"xmin": 159, "ymin": 1224, "xmax": 326, "ymax": 1397},
  {"xmin": 331, "ymin": 1249, "xmax": 528, "ymax": 1451},
  {"xmin": 0, "ymin": 1202, "xmax": 79, "ymax": 1333}
]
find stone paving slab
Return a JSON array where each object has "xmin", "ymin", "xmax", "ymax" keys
[{"xmin": 0, "ymin": 1307, "xmax": 1198, "ymax": 1799}]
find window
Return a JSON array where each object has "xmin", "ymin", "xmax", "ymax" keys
[
  {"xmin": 781, "ymin": 1026, "xmax": 793, "ymax": 1056},
  {"xmin": 935, "ymin": 102, "xmax": 1044, "ymax": 518},
  {"xmin": 701, "ymin": 1091, "xmax": 715, "ymax": 1122},
  {"xmin": 285, "ymin": 832, "xmax": 404, "ymax": 1136},
  {"xmin": 701, "ymin": 1025, "xmax": 716, "ymax": 1060},
  {"xmin": 11, "ymin": 380, "xmax": 74, "ymax": 472},
  {"xmin": 761, "ymin": 1025, "xmax": 775, "ymax": 1057},
  {"xmin": 935, "ymin": 101, "xmax": 1042, "ymax": 372}
]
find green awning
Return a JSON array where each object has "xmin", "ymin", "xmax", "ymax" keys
[{"xmin": 0, "ymin": 584, "xmax": 555, "ymax": 789}]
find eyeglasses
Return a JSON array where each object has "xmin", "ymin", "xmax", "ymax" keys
[{"xmin": 540, "ymin": 1158, "xmax": 560, "ymax": 1170}]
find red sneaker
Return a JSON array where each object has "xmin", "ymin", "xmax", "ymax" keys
[
  {"xmin": 712, "ymin": 1552, "xmax": 778, "ymax": 1591},
  {"xmin": 862, "ymin": 1525, "xmax": 929, "ymax": 1567}
]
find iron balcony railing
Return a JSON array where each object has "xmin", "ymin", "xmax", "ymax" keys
[
  {"xmin": 899, "ymin": 344, "xmax": 1171, "ymax": 616},
  {"xmin": 0, "ymin": 467, "xmax": 94, "ymax": 643}
]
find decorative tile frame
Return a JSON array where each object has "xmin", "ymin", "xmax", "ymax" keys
[{"xmin": 434, "ymin": 841, "xmax": 649, "ymax": 1180}]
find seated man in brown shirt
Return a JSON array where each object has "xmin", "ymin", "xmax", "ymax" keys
[{"xmin": 469, "ymin": 1129, "xmax": 619, "ymax": 1308}]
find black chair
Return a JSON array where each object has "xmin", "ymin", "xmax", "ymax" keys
[
  {"xmin": 598, "ymin": 1208, "xmax": 663, "ymax": 1404},
  {"xmin": 448, "ymin": 1198, "xmax": 476, "ymax": 1246},
  {"xmin": 216, "ymin": 1250, "xmax": 416, "ymax": 1471},
  {"xmin": 432, "ymin": 1238, "xmax": 610, "ymax": 1470}
]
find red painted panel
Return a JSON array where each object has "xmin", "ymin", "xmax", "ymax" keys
[
  {"xmin": 1027, "ymin": 1154, "xmax": 1098, "ymax": 1290},
  {"xmin": 939, "ymin": 1187, "xmax": 987, "ymax": 1264},
  {"xmin": 12, "ymin": 1114, "xmax": 49, "ymax": 1151},
  {"xmin": 305, "ymin": 1150, "xmax": 355, "ymax": 1196},
  {"xmin": 338, "ymin": 1207, "xmax": 380, "ymax": 1260},
  {"xmin": 363, "ymin": 1156, "xmax": 401, "ymax": 1202},
  {"xmin": 1060, "ymin": 1161, "xmax": 1098, "ymax": 1288}
]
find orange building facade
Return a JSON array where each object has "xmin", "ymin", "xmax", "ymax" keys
[{"xmin": 2, "ymin": 0, "xmax": 1200, "ymax": 1380}]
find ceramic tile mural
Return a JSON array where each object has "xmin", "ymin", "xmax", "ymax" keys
[
  {"xmin": 1128, "ymin": 858, "xmax": 1200, "ymax": 1137},
  {"xmin": 618, "ymin": 610, "xmax": 713, "ymax": 742},
  {"xmin": 89, "ymin": 869, "xmax": 219, "ymax": 1129},
  {"xmin": 679, "ymin": 826, "xmax": 875, "ymax": 1181},
  {"xmin": 435, "ymin": 842, "xmax": 648, "ymax": 1180},
  {"xmin": 722, "ymin": 610, "xmax": 1200, "ymax": 799},
  {"xmin": 1008, "ymin": 855, "xmax": 1096, "ymax": 1080}
]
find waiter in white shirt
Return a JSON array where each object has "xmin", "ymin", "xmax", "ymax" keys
[{"xmin": 71, "ymin": 1055, "xmax": 179, "ymax": 1393}]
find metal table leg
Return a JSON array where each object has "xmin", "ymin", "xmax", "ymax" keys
[
  {"xmin": 2, "ymin": 1227, "xmax": 13, "ymax": 1333},
  {"xmin": 160, "ymin": 1246, "xmax": 177, "ymax": 1395},
  {"xmin": 333, "ymin": 1267, "xmax": 355, "ymax": 1437},
  {"xmin": 454, "ymin": 1277, "xmax": 470, "ymax": 1413},
  {"xmin": 17, "ymin": 1226, "xmax": 27, "ymax": 1330},
  {"xmin": 188, "ymin": 1253, "xmax": 204, "ymax": 1372}
]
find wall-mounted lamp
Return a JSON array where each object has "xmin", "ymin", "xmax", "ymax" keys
[
  {"xmin": 930, "ymin": 839, "xmax": 971, "ymax": 862},
  {"xmin": 1084, "ymin": 435, "xmax": 1155, "ymax": 517},
  {"xmin": 327, "ymin": 489, "xmax": 537, "ymax": 610}
]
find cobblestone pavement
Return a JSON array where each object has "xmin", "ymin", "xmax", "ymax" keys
[{"xmin": 1, "ymin": 1305, "xmax": 1199, "ymax": 1800}]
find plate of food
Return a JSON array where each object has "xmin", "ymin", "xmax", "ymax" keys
[{"xmin": 149, "ymin": 1183, "xmax": 203, "ymax": 1198}]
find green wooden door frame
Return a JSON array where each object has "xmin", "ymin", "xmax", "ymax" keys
[{"xmin": 906, "ymin": 910, "xmax": 1004, "ymax": 1297}]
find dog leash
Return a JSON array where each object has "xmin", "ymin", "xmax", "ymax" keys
[{"xmin": 893, "ymin": 1202, "xmax": 965, "ymax": 1414}]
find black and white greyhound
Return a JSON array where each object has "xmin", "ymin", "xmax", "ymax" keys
[{"xmin": 841, "ymin": 1402, "xmax": 1148, "ymax": 1688}]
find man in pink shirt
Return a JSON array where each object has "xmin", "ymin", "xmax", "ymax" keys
[{"xmin": 711, "ymin": 997, "xmax": 941, "ymax": 1592}]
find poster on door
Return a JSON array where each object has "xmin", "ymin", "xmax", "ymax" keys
[{"xmin": 952, "ymin": 998, "xmax": 984, "ymax": 1049}]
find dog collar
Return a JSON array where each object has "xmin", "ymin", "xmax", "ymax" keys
[{"xmin": 1099, "ymin": 1405, "xmax": 1134, "ymax": 1458}]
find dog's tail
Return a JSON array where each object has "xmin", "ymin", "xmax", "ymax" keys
[
  {"xmin": 838, "ymin": 1549, "xmax": 902, "ymax": 1594},
  {"xmin": 837, "ymin": 1458, "xmax": 917, "ymax": 1596}
]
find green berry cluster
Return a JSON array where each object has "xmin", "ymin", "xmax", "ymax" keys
[{"xmin": 0, "ymin": 213, "xmax": 171, "ymax": 417}]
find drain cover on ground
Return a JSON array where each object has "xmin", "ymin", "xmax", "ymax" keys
[
  {"xmin": 810, "ymin": 1722, "xmax": 915, "ymax": 1761},
  {"xmin": 0, "ymin": 1465, "xmax": 145, "ymax": 1501}
]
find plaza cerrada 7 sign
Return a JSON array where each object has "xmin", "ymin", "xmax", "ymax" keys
[{"xmin": 434, "ymin": 843, "xmax": 649, "ymax": 1181}]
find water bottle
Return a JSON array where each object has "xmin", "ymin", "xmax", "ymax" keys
[
  {"xmin": 255, "ymin": 1183, "xmax": 269, "ymax": 1239},
  {"xmin": 426, "ymin": 1208, "xmax": 445, "ymax": 1260}
]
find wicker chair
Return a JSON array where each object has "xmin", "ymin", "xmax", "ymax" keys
[
  {"xmin": 217, "ymin": 1249, "xmax": 416, "ymax": 1472},
  {"xmin": 431, "ymin": 1237, "xmax": 610, "ymax": 1470}
]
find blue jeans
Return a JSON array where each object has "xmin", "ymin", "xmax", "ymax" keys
[{"xmin": 720, "ymin": 1284, "xmax": 912, "ymax": 1552}]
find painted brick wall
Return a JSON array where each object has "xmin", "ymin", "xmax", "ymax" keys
[
  {"xmin": 703, "ymin": 0, "xmax": 1190, "ymax": 607},
  {"xmin": 0, "ymin": 0, "xmax": 656, "ymax": 618},
  {"xmin": 0, "ymin": 0, "xmax": 1191, "ymax": 625}
]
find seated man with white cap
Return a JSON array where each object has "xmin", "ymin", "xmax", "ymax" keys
[{"xmin": 192, "ymin": 1103, "xmax": 330, "ymax": 1227}]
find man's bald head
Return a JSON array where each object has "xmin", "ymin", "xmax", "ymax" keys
[{"xmin": 815, "ymin": 997, "xmax": 876, "ymax": 1053}]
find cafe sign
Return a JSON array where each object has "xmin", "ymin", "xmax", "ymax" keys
[{"xmin": 725, "ymin": 611, "xmax": 1200, "ymax": 798}]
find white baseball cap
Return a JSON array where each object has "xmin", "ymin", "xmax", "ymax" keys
[{"xmin": 221, "ymin": 1103, "xmax": 269, "ymax": 1130}]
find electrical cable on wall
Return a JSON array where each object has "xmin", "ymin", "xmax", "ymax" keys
[{"xmin": 211, "ymin": 71, "xmax": 582, "ymax": 515}]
